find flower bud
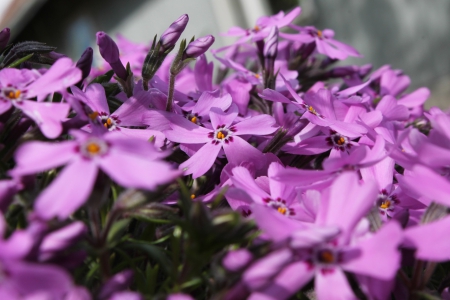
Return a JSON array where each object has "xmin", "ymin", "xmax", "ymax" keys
[
  {"xmin": 160, "ymin": 14, "xmax": 189, "ymax": 51},
  {"xmin": 183, "ymin": 35, "xmax": 215, "ymax": 59},
  {"xmin": 76, "ymin": 47, "xmax": 93, "ymax": 82},
  {"xmin": 96, "ymin": 31, "xmax": 127, "ymax": 80},
  {"xmin": 0, "ymin": 28, "xmax": 10, "ymax": 51},
  {"xmin": 263, "ymin": 26, "xmax": 278, "ymax": 59}
]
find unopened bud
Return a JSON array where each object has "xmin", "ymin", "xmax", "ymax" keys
[
  {"xmin": 183, "ymin": 35, "xmax": 215, "ymax": 59},
  {"xmin": 0, "ymin": 28, "xmax": 10, "ymax": 51},
  {"xmin": 96, "ymin": 31, "xmax": 127, "ymax": 80},
  {"xmin": 76, "ymin": 47, "xmax": 93, "ymax": 82},
  {"xmin": 160, "ymin": 14, "xmax": 189, "ymax": 51},
  {"xmin": 263, "ymin": 26, "xmax": 278, "ymax": 59}
]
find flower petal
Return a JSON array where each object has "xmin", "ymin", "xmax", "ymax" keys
[
  {"xmin": 11, "ymin": 141, "xmax": 77, "ymax": 176},
  {"xmin": 180, "ymin": 142, "xmax": 221, "ymax": 178},
  {"xmin": 35, "ymin": 159, "xmax": 98, "ymax": 220}
]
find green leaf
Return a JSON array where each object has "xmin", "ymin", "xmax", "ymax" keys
[
  {"xmin": 7, "ymin": 53, "xmax": 33, "ymax": 68},
  {"xmin": 90, "ymin": 70, "xmax": 114, "ymax": 85},
  {"xmin": 123, "ymin": 240, "xmax": 172, "ymax": 275},
  {"xmin": 107, "ymin": 218, "xmax": 131, "ymax": 244}
]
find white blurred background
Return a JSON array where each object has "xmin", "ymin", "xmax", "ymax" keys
[{"xmin": 1, "ymin": 0, "xmax": 449, "ymax": 108}]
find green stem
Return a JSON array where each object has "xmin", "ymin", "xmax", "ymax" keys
[{"xmin": 166, "ymin": 72, "xmax": 176, "ymax": 112}]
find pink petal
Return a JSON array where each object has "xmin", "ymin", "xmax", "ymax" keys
[
  {"xmin": 192, "ymin": 92, "xmax": 232, "ymax": 118},
  {"xmin": 209, "ymin": 106, "xmax": 238, "ymax": 129},
  {"xmin": 316, "ymin": 39, "xmax": 347, "ymax": 60},
  {"xmin": 194, "ymin": 54, "xmax": 213, "ymax": 92},
  {"xmin": 164, "ymin": 125, "xmax": 211, "ymax": 144},
  {"xmin": 11, "ymin": 141, "xmax": 77, "ymax": 176},
  {"xmin": 35, "ymin": 159, "xmax": 98, "ymax": 220},
  {"xmin": 342, "ymin": 221, "xmax": 402, "ymax": 280},
  {"xmin": 319, "ymin": 172, "xmax": 378, "ymax": 237},
  {"xmin": 233, "ymin": 115, "xmax": 278, "ymax": 136},
  {"xmin": 26, "ymin": 58, "xmax": 81, "ymax": 100},
  {"xmin": 243, "ymin": 248, "xmax": 293, "ymax": 290},
  {"xmin": 179, "ymin": 142, "xmax": 221, "ymax": 178},
  {"xmin": 251, "ymin": 261, "xmax": 314, "ymax": 300},
  {"xmin": 231, "ymin": 166, "xmax": 269, "ymax": 202},
  {"xmin": 18, "ymin": 100, "xmax": 70, "ymax": 138},
  {"xmin": 72, "ymin": 83, "xmax": 110, "ymax": 114},
  {"xmin": 99, "ymin": 153, "xmax": 179, "ymax": 190},
  {"xmin": 252, "ymin": 204, "xmax": 307, "ymax": 242},
  {"xmin": 405, "ymin": 215, "xmax": 450, "ymax": 261},
  {"xmin": 397, "ymin": 165, "xmax": 450, "ymax": 207},
  {"xmin": 223, "ymin": 136, "xmax": 264, "ymax": 168},
  {"xmin": 315, "ymin": 268, "xmax": 355, "ymax": 299}
]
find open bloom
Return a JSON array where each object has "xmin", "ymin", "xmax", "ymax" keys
[
  {"xmin": 11, "ymin": 130, "xmax": 180, "ymax": 220},
  {"xmin": 164, "ymin": 105, "xmax": 278, "ymax": 178},
  {"xmin": 0, "ymin": 58, "xmax": 81, "ymax": 138}
]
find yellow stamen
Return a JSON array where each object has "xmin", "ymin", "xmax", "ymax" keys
[
  {"xmin": 337, "ymin": 137, "xmax": 345, "ymax": 145},
  {"xmin": 190, "ymin": 194, "xmax": 196, "ymax": 199},
  {"xmin": 319, "ymin": 250, "xmax": 334, "ymax": 263},
  {"xmin": 217, "ymin": 131, "xmax": 225, "ymax": 139},
  {"xmin": 380, "ymin": 200, "xmax": 391, "ymax": 209},
  {"xmin": 277, "ymin": 207, "xmax": 287, "ymax": 215},
  {"xmin": 86, "ymin": 142, "xmax": 101, "ymax": 154},
  {"xmin": 106, "ymin": 118, "xmax": 112, "ymax": 126},
  {"xmin": 254, "ymin": 25, "xmax": 260, "ymax": 32},
  {"xmin": 7, "ymin": 90, "xmax": 21, "ymax": 99},
  {"xmin": 317, "ymin": 30, "xmax": 323, "ymax": 38},
  {"xmin": 254, "ymin": 74, "xmax": 260, "ymax": 79},
  {"xmin": 190, "ymin": 116, "xmax": 197, "ymax": 124},
  {"xmin": 88, "ymin": 111, "xmax": 99, "ymax": 120}
]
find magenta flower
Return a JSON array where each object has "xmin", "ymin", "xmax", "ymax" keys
[
  {"xmin": 243, "ymin": 172, "xmax": 403, "ymax": 300},
  {"xmin": 164, "ymin": 105, "xmax": 278, "ymax": 178},
  {"xmin": 226, "ymin": 162, "xmax": 302, "ymax": 219},
  {"xmin": 0, "ymin": 57, "xmax": 81, "ymax": 138},
  {"xmin": 11, "ymin": 130, "xmax": 180, "ymax": 220},
  {"xmin": 0, "ymin": 213, "xmax": 82, "ymax": 298},
  {"xmin": 72, "ymin": 83, "xmax": 165, "ymax": 145}
]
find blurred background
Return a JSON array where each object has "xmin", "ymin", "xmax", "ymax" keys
[{"xmin": 1, "ymin": 0, "xmax": 449, "ymax": 108}]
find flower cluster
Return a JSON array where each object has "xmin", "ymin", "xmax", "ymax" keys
[{"xmin": 0, "ymin": 6, "xmax": 448, "ymax": 299}]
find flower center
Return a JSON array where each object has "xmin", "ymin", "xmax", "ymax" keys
[
  {"xmin": 190, "ymin": 116, "xmax": 197, "ymax": 123},
  {"xmin": 88, "ymin": 111, "xmax": 99, "ymax": 120},
  {"xmin": 318, "ymin": 249, "xmax": 334, "ymax": 263},
  {"xmin": 208, "ymin": 124, "xmax": 236, "ymax": 145},
  {"xmin": 377, "ymin": 191, "xmax": 399, "ymax": 217},
  {"xmin": 317, "ymin": 30, "xmax": 323, "ymax": 38},
  {"xmin": 2, "ymin": 87, "xmax": 23, "ymax": 102},
  {"xmin": 379, "ymin": 200, "xmax": 391, "ymax": 209},
  {"xmin": 326, "ymin": 131, "xmax": 351, "ymax": 151},
  {"xmin": 99, "ymin": 113, "xmax": 119, "ymax": 131},
  {"xmin": 80, "ymin": 138, "xmax": 108, "ymax": 158},
  {"xmin": 216, "ymin": 130, "xmax": 227, "ymax": 139},
  {"xmin": 263, "ymin": 197, "xmax": 295, "ymax": 216}
]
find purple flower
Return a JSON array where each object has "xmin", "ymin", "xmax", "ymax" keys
[
  {"xmin": 226, "ymin": 162, "xmax": 301, "ymax": 219},
  {"xmin": 0, "ymin": 58, "xmax": 81, "ymax": 138},
  {"xmin": 243, "ymin": 172, "xmax": 403, "ymax": 300},
  {"xmin": 0, "ymin": 213, "xmax": 81, "ymax": 298},
  {"xmin": 72, "ymin": 83, "xmax": 165, "ymax": 145},
  {"xmin": 164, "ymin": 105, "xmax": 278, "ymax": 178},
  {"xmin": 11, "ymin": 130, "xmax": 180, "ymax": 220}
]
